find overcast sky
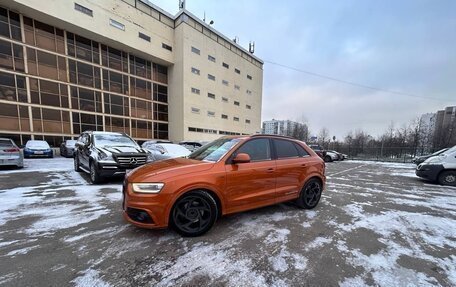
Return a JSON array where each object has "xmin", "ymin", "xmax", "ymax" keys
[{"xmin": 152, "ymin": 0, "xmax": 456, "ymax": 139}]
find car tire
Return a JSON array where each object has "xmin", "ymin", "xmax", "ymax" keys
[
  {"xmin": 74, "ymin": 155, "xmax": 81, "ymax": 172},
  {"xmin": 89, "ymin": 162, "xmax": 102, "ymax": 184},
  {"xmin": 296, "ymin": 178, "xmax": 322, "ymax": 209},
  {"xmin": 170, "ymin": 190, "xmax": 218, "ymax": 237},
  {"xmin": 438, "ymin": 170, "xmax": 456, "ymax": 186},
  {"xmin": 324, "ymin": 155, "xmax": 332, "ymax": 162}
]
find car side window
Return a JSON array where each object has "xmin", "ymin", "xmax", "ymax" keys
[
  {"xmin": 236, "ymin": 139, "xmax": 271, "ymax": 162},
  {"xmin": 274, "ymin": 139, "xmax": 300, "ymax": 159},
  {"xmin": 294, "ymin": 143, "xmax": 310, "ymax": 157}
]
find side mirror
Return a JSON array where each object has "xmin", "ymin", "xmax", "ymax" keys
[{"xmin": 232, "ymin": 153, "xmax": 251, "ymax": 164}]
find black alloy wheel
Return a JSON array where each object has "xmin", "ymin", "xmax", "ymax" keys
[
  {"xmin": 296, "ymin": 179, "xmax": 322, "ymax": 209},
  {"xmin": 89, "ymin": 162, "xmax": 102, "ymax": 184},
  {"xmin": 171, "ymin": 191, "xmax": 217, "ymax": 237},
  {"xmin": 438, "ymin": 171, "xmax": 456, "ymax": 186},
  {"xmin": 74, "ymin": 155, "xmax": 81, "ymax": 172}
]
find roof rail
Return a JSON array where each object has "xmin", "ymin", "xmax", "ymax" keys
[{"xmin": 250, "ymin": 134, "xmax": 298, "ymax": 140}]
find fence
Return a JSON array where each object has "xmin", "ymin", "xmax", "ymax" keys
[{"xmin": 336, "ymin": 146, "xmax": 428, "ymax": 163}]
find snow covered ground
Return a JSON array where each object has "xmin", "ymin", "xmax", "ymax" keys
[{"xmin": 0, "ymin": 159, "xmax": 455, "ymax": 286}]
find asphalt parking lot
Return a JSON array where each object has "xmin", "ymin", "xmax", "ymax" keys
[{"xmin": 0, "ymin": 158, "xmax": 455, "ymax": 286}]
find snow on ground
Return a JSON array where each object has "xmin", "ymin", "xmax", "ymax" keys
[
  {"xmin": 1, "ymin": 159, "xmax": 455, "ymax": 286},
  {"xmin": 0, "ymin": 157, "xmax": 74, "ymax": 174}
]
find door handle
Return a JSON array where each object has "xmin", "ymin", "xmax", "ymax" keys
[
  {"xmin": 266, "ymin": 168, "xmax": 275, "ymax": 173},
  {"xmin": 301, "ymin": 164, "xmax": 307, "ymax": 167}
]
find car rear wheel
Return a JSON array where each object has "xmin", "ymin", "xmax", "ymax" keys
[
  {"xmin": 170, "ymin": 191, "xmax": 217, "ymax": 237},
  {"xmin": 74, "ymin": 155, "xmax": 81, "ymax": 172},
  {"xmin": 438, "ymin": 171, "xmax": 456, "ymax": 186},
  {"xmin": 89, "ymin": 162, "xmax": 102, "ymax": 184},
  {"xmin": 296, "ymin": 178, "xmax": 322, "ymax": 209}
]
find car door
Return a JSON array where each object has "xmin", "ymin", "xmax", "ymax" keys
[
  {"xmin": 225, "ymin": 138, "xmax": 277, "ymax": 213},
  {"xmin": 273, "ymin": 139, "xmax": 311, "ymax": 202},
  {"xmin": 78, "ymin": 134, "xmax": 90, "ymax": 169}
]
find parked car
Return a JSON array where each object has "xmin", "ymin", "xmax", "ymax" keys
[
  {"xmin": 179, "ymin": 141, "xmax": 203, "ymax": 152},
  {"xmin": 308, "ymin": 144, "xmax": 327, "ymax": 160},
  {"xmin": 60, "ymin": 139, "xmax": 77, "ymax": 158},
  {"xmin": 24, "ymin": 140, "xmax": 53, "ymax": 158},
  {"xmin": 74, "ymin": 131, "xmax": 153, "ymax": 184},
  {"xmin": 327, "ymin": 150, "xmax": 348, "ymax": 161},
  {"xmin": 0, "ymin": 138, "xmax": 23, "ymax": 168},
  {"xmin": 323, "ymin": 151, "xmax": 340, "ymax": 162},
  {"xmin": 123, "ymin": 135, "xmax": 326, "ymax": 236},
  {"xmin": 412, "ymin": 148, "xmax": 449, "ymax": 165},
  {"xmin": 142, "ymin": 142, "xmax": 191, "ymax": 161},
  {"xmin": 416, "ymin": 145, "xmax": 456, "ymax": 186}
]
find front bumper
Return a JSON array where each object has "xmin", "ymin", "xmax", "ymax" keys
[
  {"xmin": 122, "ymin": 180, "xmax": 170, "ymax": 229},
  {"xmin": 24, "ymin": 150, "xmax": 53, "ymax": 157},
  {"xmin": 415, "ymin": 164, "xmax": 444, "ymax": 182}
]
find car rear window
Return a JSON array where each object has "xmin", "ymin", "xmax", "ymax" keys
[
  {"xmin": 274, "ymin": 139, "xmax": 300, "ymax": 159},
  {"xmin": 0, "ymin": 139, "xmax": 14, "ymax": 147},
  {"xmin": 294, "ymin": 143, "xmax": 309, "ymax": 156}
]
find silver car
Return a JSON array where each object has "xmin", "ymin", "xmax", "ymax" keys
[
  {"xmin": 0, "ymin": 138, "xmax": 24, "ymax": 168},
  {"xmin": 141, "ymin": 142, "xmax": 191, "ymax": 161},
  {"xmin": 60, "ymin": 139, "xmax": 77, "ymax": 157}
]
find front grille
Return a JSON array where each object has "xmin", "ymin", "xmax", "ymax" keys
[{"xmin": 115, "ymin": 155, "xmax": 147, "ymax": 167}]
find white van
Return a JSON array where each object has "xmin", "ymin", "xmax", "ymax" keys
[{"xmin": 416, "ymin": 145, "xmax": 456, "ymax": 186}]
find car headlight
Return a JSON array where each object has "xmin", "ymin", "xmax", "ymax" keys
[{"xmin": 132, "ymin": 183, "xmax": 164, "ymax": 194}]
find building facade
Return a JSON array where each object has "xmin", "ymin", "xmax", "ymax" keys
[
  {"xmin": 433, "ymin": 106, "xmax": 456, "ymax": 148},
  {"xmin": 262, "ymin": 119, "xmax": 307, "ymax": 138},
  {"xmin": 0, "ymin": 0, "xmax": 263, "ymax": 146}
]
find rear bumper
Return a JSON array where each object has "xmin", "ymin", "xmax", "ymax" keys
[
  {"xmin": 24, "ymin": 150, "xmax": 53, "ymax": 157},
  {"xmin": 0, "ymin": 156, "xmax": 23, "ymax": 167},
  {"xmin": 415, "ymin": 164, "xmax": 444, "ymax": 181}
]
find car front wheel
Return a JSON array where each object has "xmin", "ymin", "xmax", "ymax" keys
[
  {"xmin": 74, "ymin": 155, "xmax": 81, "ymax": 172},
  {"xmin": 324, "ymin": 155, "xmax": 332, "ymax": 162},
  {"xmin": 89, "ymin": 162, "xmax": 102, "ymax": 184},
  {"xmin": 438, "ymin": 171, "xmax": 456, "ymax": 186},
  {"xmin": 170, "ymin": 191, "xmax": 217, "ymax": 237},
  {"xmin": 296, "ymin": 178, "xmax": 322, "ymax": 209}
]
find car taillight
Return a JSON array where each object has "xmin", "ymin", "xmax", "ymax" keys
[{"xmin": 4, "ymin": 148, "xmax": 20, "ymax": 152}]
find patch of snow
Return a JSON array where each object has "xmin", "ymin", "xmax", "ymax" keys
[
  {"xmin": 339, "ymin": 276, "xmax": 368, "ymax": 287},
  {"xmin": 6, "ymin": 245, "xmax": 39, "ymax": 256},
  {"xmin": 264, "ymin": 228, "xmax": 290, "ymax": 245},
  {"xmin": 306, "ymin": 236, "xmax": 333, "ymax": 250},
  {"xmin": 73, "ymin": 268, "xmax": 110, "ymax": 287}
]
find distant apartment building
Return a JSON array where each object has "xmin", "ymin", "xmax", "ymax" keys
[
  {"xmin": 418, "ymin": 113, "xmax": 436, "ymax": 152},
  {"xmin": 0, "ymin": 0, "xmax": 263, "ymax": 146},
  {"xmin": 262, "ymin": 119, "xmax": 306, "ymax": 137},
  {"xmin": 433, "ymin": 106, "xmax": 456, "ymax": 148}
]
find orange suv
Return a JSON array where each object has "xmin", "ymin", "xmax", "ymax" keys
[{"xmin": 123, "ymin": 135, "xmax": 326, "ymax": 236}]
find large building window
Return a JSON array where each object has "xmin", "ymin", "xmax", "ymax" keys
[
  {"xmin": 0, "ymin": 39, "xmax": 24, "ymax": 71},
  {"xmin": 32, "ymin": 107, "xmax": 70, "ymax": 134},
  {"xmin": 69, "ymin": 59, "xmax": 101, "ymax": 88},
  {"xmin": 24, "ymin": 17, "xmax": 64, "ymax": 54},
  {"xmin": 70, "ymin": 87, "xmax": 101, "ymax": 113},
  {"xmin": 154, "ymin": 103, "xmax": 168, "ymax": 121},
  {"xmin": 105, "ymin": 116, "xmax": 129, "ymax": 133},
  {"xmin": 0, "ymin": 103, "xmax": 29, "ymax": 132},
  {"xmin": 72, "ymin": 112, "xmax": 103, "ymax": 134},
  {"xmin": 131, "ymin": 99, "xmax": 152, "ymax": 120},
  {"xmin": 67, "ymin": 32, "xmax": 99, "ymax": 63},
  {"xmin": 130, "ymin": 55, "xmax": 151, "ymax": 79},
  {"xmin": 30, "ymin": 78, "xmax": 68, "ymax": 108},
  {"xmin": 154, "ymin": 122, "xmax": 168, "ymax": 139},
  {"xmin": 153, "ymin": 84, "xmax": 167, "ymax": 103},
  {"xmin": 28, "ymin": 48, "xmax": 67, "ymax": 81},
  {"xmin": 104, "ymin": 93, "xmax": 129, "ymax": 116},
  {"xmin": 0, "ymin": 71, "xmax": 27, "ymax": 102},
  {"xmin": 153, "ymin": 63, "xmax": 167, "ymax": 84},
  {"xmin": 130, "ymin": 77, "xmax": 152, "ymax": 100},
  {"xmin": 131, "ymin": 120, "xmax": 152, "ymax": 139},
  {"xmin": 101, "ymin": 45, "xmax": 128, "ymax": 72},
  {"xmin": 102, "ymin": 69, "xmax": 128, "ymax": 94},
  {"xmin": 0, "ymin": 8, "xmax": 21, "ymax": 41}
]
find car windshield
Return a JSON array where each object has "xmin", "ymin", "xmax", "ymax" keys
[
  {"xmin": 0, "ymin": 139, "xmax": 14, "ymax": 147},
  {"xmin": 188, "ymin": 138, "xmax": 241, "ymax": 162},
  {"xmin": 26, "ymin": 141, "xmax": 49, "ymax": 148},
  {"xmin": 441, "ymin": 146, "xmax": 456, "ymax": 156},
  {"xmin": 94, "ymin": 134, "xmax": 138, "ymax": 147},
  {"xmin": 66, "ymin": 140, "xmax": 77, "ymax": 147}
]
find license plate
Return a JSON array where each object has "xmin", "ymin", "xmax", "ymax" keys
[{"xmin": 34, "ymin": 151, "xmax": 44, "ymax": 154}]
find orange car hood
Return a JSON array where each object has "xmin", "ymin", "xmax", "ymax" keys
[{"xmin": 127, "ymin": 157, "xmax": 214, "ymax": 182}]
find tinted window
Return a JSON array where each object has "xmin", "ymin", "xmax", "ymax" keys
[
  {"xmin": 294, "ymin": 143, "xmax": 309, "ymax": 156},
  {"xmin": 275, "ymin": 139, "xmax": 299, "ymax": 158},
  {"xmin": 236, "ymin": 139, "xmax": 271, "ymax": 161},
  {"xmin": 189, "ymin": 138, "xmax": 241, "ymax": 162}
]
